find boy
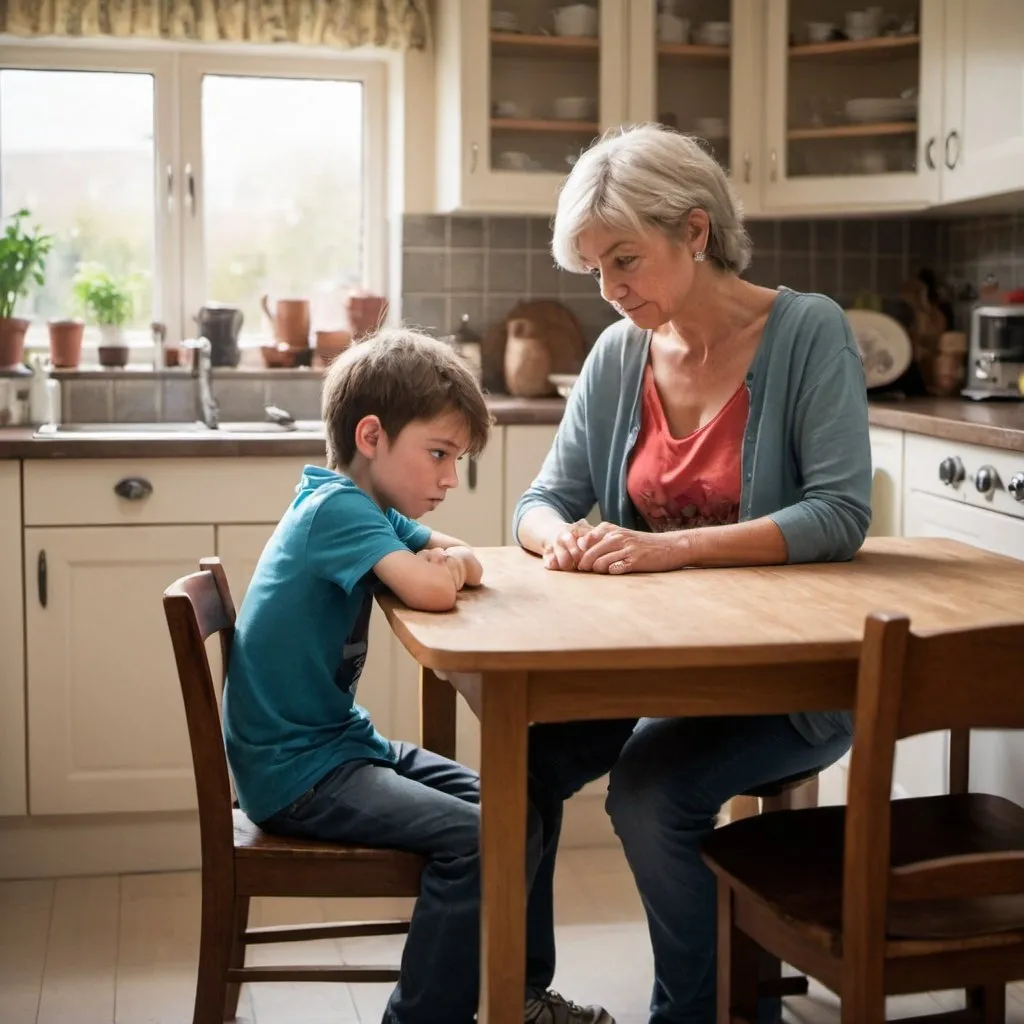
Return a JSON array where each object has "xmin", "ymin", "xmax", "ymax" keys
[{"xmin": 223, "ymin": 329, "xmax": 613, "ymax": 1024}]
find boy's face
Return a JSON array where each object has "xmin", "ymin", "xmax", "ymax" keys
[{"xmin": 370, "ymin": 409, "xmax": 471, "ymax": 519}]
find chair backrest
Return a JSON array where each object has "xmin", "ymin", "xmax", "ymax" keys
[
  {"xmin": 163, "ymin": 557, "xmax": 237, "ymax": 869},
  {"xmin": 842, "ymin": 612, "xmax": 1024, "ymax": 971}
]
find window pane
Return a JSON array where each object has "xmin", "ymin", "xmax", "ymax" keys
[
  {"xmin": 200, "ymin": 75, "xmax": 364, "ymax": 343},
  {"xmin": 0, "ymin": 70, "xmax": 156, "ymax": 344}
]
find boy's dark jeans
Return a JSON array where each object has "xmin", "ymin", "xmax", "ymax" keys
[{"xmin": 259, "ymin": 742, "xmax": 544, "ymax": 1024}]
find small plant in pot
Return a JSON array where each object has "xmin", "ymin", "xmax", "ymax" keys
[
  {"xmin": 0, "ymin": 209, "xmax": 52, "ymax": 369},
  {"xmin": 72, "ymin": 263, "xmax": 134, "ymax": 368}
]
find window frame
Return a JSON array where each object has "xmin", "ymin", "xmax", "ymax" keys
[{"xmin": 0, "ymin": 38, "xmax": 388, "ymax": 356}]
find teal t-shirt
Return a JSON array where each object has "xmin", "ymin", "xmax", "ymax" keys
[{"xmin": 223, "ymin": 465, "xmax": 430, "ymax": 823}]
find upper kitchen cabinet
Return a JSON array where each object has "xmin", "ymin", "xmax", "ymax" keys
[
  {"xmin": 761, "ymin": 0, "xmax": 944, "ymax": 213},
  {"xmin": 434, "ymin": 0, "xmax": 629, "ymax": 214},
  {"xmin": 626, "ymin": 0, "xmax": 765, "ymax": 215},
  {"xmin": 939, "ymin": 0, "xmax": 1024, "ymax": 205}
]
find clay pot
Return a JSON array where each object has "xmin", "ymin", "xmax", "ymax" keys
[
  {"xmin": 98, "ymin": 346, "xmax": 129, "ymax": 368},
  {"xmin": 345, "ymin": 292, "xmax": 388, "ymax": 341},
  {"xmin": 314, "ymin": 328, "xmax": 352, "ymax": 367},
  {"xmin": 0, "ymin": 317, "xmax": 30, "ymax": 370},
  {"xmin": 48, "ymin": 319, "xmax": 85, "ymax": 369},
  {"xmin": 503, "ymin": 317, "xmax": 553, "ymax": 397},
  {"xmin": 260, "ymin": 296, "xmax": 311, "ymax": 349}
]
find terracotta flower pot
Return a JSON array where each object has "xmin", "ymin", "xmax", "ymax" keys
[
  {"xmin": 48, "ymin": 319, "xmax": 85, "ymax": 369},
  {"xmin": 0, "ymin": 317, "xmax": 30, "ymax": 370}
]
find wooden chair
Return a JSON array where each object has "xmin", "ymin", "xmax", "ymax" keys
[
  {"xmin": 163, "ymin": 557, "xmax": 424, "ymax": 1024},
  {"xmin": 703, "ymin": 612, "xmax": 1024, "ymax": 1024}
]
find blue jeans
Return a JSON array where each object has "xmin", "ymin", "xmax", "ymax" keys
[
  {"xmin": 259, "ymin": 742, "xmax": 544, "ymax": 1024},
  {"xmin": 527, "ymin": 714, "xmax": 852, "ymax": 1024}
]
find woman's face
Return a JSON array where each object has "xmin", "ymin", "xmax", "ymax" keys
[{"xmin": 575, "ymin": 213, "xmax": 708, "ymax": 330}]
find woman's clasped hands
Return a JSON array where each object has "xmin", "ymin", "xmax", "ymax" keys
[{"xmin": 542, "ymin": 520, "xmax": 684, "ymax": 575}]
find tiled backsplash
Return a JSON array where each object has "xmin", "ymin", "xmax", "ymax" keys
[
  {"xmin": 56, "ymin": 369, "xmax": 324, "ymax": 425},
  {"xmin": 403, "ymin": 210, "xmax": 1024, "ymax": 351},
  {"xmin": 54, "ymin": 212, "xmax": 1023, "ymax": 422}
]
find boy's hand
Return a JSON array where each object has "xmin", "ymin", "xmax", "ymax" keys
[
  {"xmin": 416, "ymin": 548, "xmax": 447, "ymax": 566},
  {"xmin": 444, "ymin": 546, "xmax": 484, "ymax": 587},
  {"xmin": 443, "ymin": 550, "xmax": 467, "ymax": 590}
]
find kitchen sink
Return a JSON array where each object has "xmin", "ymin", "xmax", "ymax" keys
[{"xmin": 34, "ymin": 420, "xmax": 325, "ymax": 438}]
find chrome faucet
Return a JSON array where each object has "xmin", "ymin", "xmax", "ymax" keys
[{"xmin": 185, "ymin": 336, "xmax": 220, "ymax": 429}]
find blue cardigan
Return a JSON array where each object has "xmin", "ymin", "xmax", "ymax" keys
[{"xmin": 513, "ymin": 289, "xmax": 872, "ymax": 745}]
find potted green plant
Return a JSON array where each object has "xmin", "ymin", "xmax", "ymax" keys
[
  {"xmin": 0, "ymin": 209, "xmax": 52, "ymax": 369},
  {"xmin": 72, "ymin": 263, "xmax": 134, "ymax": 367}
]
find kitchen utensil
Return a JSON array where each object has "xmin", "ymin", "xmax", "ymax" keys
[
  {"xmin": 260, "ymin": 296, "xmax": 310, "ymax": 349},
  {"xmin": 845, "ymin": 308, "xmax": 914, "ymax": 388},
  {"xmin": 505, "ymin": 318, "xmax": 553, "ymax": 397}
]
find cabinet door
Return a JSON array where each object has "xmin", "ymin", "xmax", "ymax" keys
[
  {"xmin": 0, "ymin": 463, "xmax": 26, "ymax": 817},
  {"xmin": 503, "ymin": 424, "xmax": 560, "ymax": 544},
  {"xmin": 435, "ymin": 0, "xmax": 628, "ymax": 214},
  {"xmin": 389, "ymin": 439, "xmax": 505, "ymax": 768},
  {"xmin": 762, "ymin": 0, "xmax": 943, "ymax": 213},
  {"xmin": 940, "ymin": 0, "xmax": 1024, "ymax": 204},
  {"xmin": 867, "ymin": 426, "xmax": 904, "ymax": 537},
  {"xmin": 25, "ymin": 525, "xmax": 215, "ymax": 815},
  {"xmin": 626, "ymin": 0, "xmax": 764, "ymax": 215},
  {"xmin": 216, "ymin": 524, "xmax": 396, "ymax": 739}
]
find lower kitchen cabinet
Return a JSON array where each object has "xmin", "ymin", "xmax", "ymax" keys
[
  {"xmin": 0, "ymin": 462, "xmax": 26, "ymax": 817},
  {"xmin": 24, "ymin": 524, "xmax": 214, "ymax": 815}
]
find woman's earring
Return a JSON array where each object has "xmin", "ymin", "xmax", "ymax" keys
[{"xmin": 693, "ymin": 250, "xmax": 707, "ymax": 263}]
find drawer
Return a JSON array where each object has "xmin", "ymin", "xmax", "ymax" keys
[{"xmin": 24, "ymin": 457, "xmax": 310, "ymax": 526}]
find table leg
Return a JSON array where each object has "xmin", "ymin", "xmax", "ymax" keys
[
  {"xmin": 420, "ymin": 665, "xmax": 456, "ymax": 760},
  {"xmin": 479, "ymin": 671, "xmax": 529, "ymax": 1024}
]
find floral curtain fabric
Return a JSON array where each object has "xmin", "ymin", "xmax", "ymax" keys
[{"xmin": 0, "ymin": 0, "xmax": 430, "ymax": 50}]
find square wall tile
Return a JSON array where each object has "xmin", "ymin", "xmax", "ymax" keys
[
  {"xmin": 65, "ymin": 379, "xmax": 113, "ymax": 422},
  {"xmin": 403, "ymin": 215, "xmax": 447, "ymax": 248},
  {"xmin": 112, "ymin": 378, "xmax": 159, "ymax": 422},
  {"xmin": 403, "ymin": 251, "xmax": 447, "ymax": 293}
]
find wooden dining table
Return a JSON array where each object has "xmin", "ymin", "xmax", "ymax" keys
[{"xmin": 376, "ymin": 536, "xmax": 1024, "ymax": 1024}]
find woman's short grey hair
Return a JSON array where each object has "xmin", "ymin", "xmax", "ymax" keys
[{"xmin": 551, "ymin": 123, "xmax": 752, "ymax": 275}]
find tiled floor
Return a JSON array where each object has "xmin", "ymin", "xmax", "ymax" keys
[{"xmin": 2, "ymin": 845, "xmax": 1023, "ymax": 1024}]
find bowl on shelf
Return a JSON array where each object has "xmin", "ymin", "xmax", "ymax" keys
[
  {"xmin": 695, "ymin": 116, "xmax": 728, "ymax": 140},
  {"xmin": 694, "ymin": 20, "xmax": 731, "ymax": 46},
  {"xmin": 493, "ymin": 99, "xmax": 523, "ymax": 119},
  {"xmin": 552, "ymin": 96, "xmax": 597, "ymax": 121},
  {"xmin": 491, "ymin": 9, "xmax": 519, "ymax": 32},
  {"xmin": 805, "ymin": 21, "xmax": 837, "ymax": 42},
  {"xmin": 548, "ymin": 373, "xmax": 579, "ymax": 398},
  {"xmin": 552, "ymin": 3, "xmax": 599, "ymax": 38}
]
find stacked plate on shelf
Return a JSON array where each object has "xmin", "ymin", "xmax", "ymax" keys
[{"xmin": 844, "ymin": 96, "xmax": 918, "ymax": 123}]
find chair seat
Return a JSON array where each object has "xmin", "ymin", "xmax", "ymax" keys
[
  {"xmin": 233, "ymin": 809, "xmax": 425, "ymax": 898},
  {"xmin": 702, "ymin": 793, "xmax": 1024, "ymax": 955}
]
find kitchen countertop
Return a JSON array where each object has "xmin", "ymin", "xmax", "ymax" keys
[
  {"xmin": 2, "ymin": 396, "xmax": 1023, "ymax": 460},
  {"xmin": 867, "ymin": 397, "xmax": 1024, "ymax": 453},
  {"xmin": 0, "ymin": 396, "xmax": 569, "ymax": 459}
]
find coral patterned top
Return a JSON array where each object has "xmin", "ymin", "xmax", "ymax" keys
[{"xmin": 627, "ymin": 364, "xmax": 749, "ymax": 532}]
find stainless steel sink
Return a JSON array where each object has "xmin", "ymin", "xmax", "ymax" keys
[
  {"xmin": 34, "ymin": 422, "xmax": 212, "ymax": 437},
  {"xmin": 34, "ymin": 420, "xmax": 325, "ymax": 438}
]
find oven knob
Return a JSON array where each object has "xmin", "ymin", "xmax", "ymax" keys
[
  {"xmin": 939, "ymin": 456, "xmax": 965, "ymax": 486},
  {"xmin": 975, "ymin": 465, "xmax": 999, "ymax": 495},
  {"xmin": 1009, "ymin": 473, "xmax": 1024, "ymax": 502}
]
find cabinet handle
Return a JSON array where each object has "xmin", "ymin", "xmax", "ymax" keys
[
  {"xmin": 166, "ymin": 164, "xmax": 174, "ymax": 213},
  {"xmin": 37, "ymin": 550, "xmax": 47, "ymax": 609},
  {"xmin": 944, "ymin": 130, "xmax": 961, "ymax": 170},
  {"xmin": 769, "ymin": 148, "xmax": 778, "ymax": 182},
  {"xmin": 743, "ymin": 151, "xmax": 752, "ymax": 184},
  {"xmin": 924, "ymin": 136, "xmax": 936, "ymax": 170},
  {"xmin": 468, "ymin": 456, "xmax": 478, "ymax": 492},
  {"xmin": 185, "ymin": 162, "xmax": 196, "ymax": 216},
  {"xmin": 470, "ymin": 142, "xmax": 479, "ymax": 174},
  {"xmin": 114, "ymin": 477, "xmax": 154, "ymax": 501}
]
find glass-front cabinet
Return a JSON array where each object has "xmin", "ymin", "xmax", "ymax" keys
[
  {"xmin": 626, "ymin": 0, "xmax": 764, "ymax": 214},
  {"xmin": 435, "ymin": 0, "xmax": 628, "ymax": 214},
  {"xmin": 762, "ymin": 0, "xmax": 944, "ymax": 210}
]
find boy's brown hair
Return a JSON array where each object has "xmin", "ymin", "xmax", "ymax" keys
[{"xmin": 322, "ymin": 327, "xmax": 491, "ymax": 470}]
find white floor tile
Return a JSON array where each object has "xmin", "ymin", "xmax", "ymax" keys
[{"xmin": 0, "ymin": 879, "xmax": 54, "ymax": 1024}]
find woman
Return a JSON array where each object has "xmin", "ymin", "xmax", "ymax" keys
[{"xmin": 516, "ymin": 125, "xmax": 871, "ymax": 1024}]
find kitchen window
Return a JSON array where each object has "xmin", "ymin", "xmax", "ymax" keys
[{"xmin": 0, "ymin": 45, "xmax": 386, "ymax": 351}]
